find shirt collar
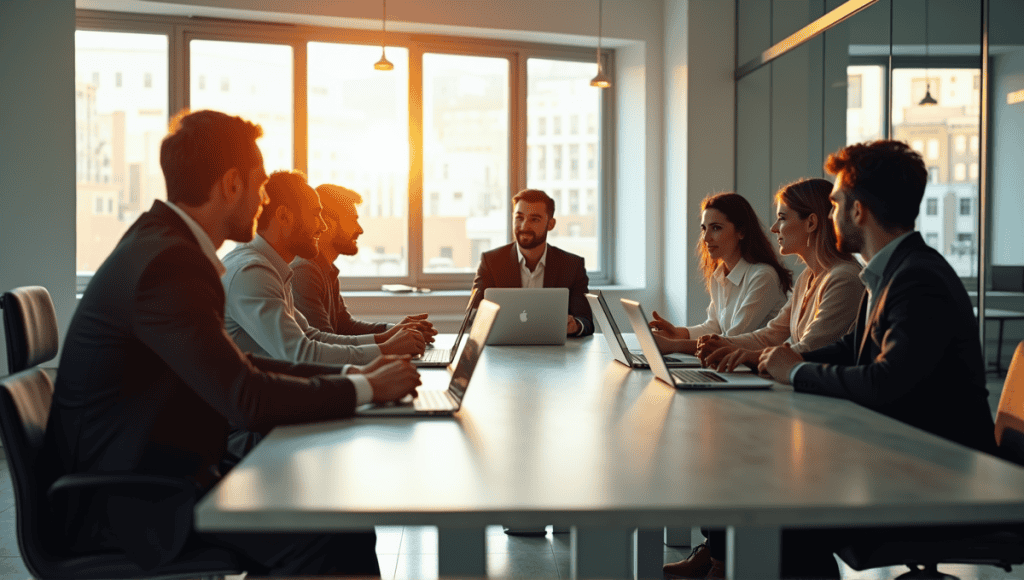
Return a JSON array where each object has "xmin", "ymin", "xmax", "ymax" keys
[
  {"xmin": 250, "ymin": 233, "xmax": 294, "ymax": 283},
  {"xmin": 517, "ymin": 243, "xmax": 548, "ymax": 270},
  {"xmin": 166, "ymin": 202, "xmax": 226, "ymax": 276},
  {"xmin": 721, "ymin": 257, "xmax": 751, "ymax": 287},
  {"xmin": 860, "ymin": 231, "xmax": 914, "ymax": 295},
  {"xmin": 310, "ymin": 251, "xmax": 340, "ymax": 279}
]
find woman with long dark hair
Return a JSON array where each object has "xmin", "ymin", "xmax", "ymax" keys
[
  {"xmin": 651, "ymin": 192, "xmax": 790, "ymax": 355},
  {"xmin": 697, "ymin": 178, "xmax": 864, "ymax": 371}
]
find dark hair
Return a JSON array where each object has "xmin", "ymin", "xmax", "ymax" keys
[
  {"xmin": 512, "ymin": 189, "xmax": 555, "ymax": 219},
  {"xmin": 316, "ymin": 183, "xmax": 363, "ymax": 225},
  {"xmin": 824, "ymin": 139, "xmax": 927, "ymax": 232},
  {"xmin": 256, "ymin": 170, "xmax": 312, "ymax": 232},
  {"xmin": 160, "ymin": 109, "xmax": 262, "ymax": 206},
  {"xmin": 698, "ymin": 192, "xmax": 792, "ymax": 294},
  {"xmin": 775, "ymin": 178, "xmax": 857, "ymax": 269}
]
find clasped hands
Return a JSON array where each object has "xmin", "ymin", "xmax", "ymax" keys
[{"xmin": 375, "ymin": 313, "xmax": 438, "ymax": 356}]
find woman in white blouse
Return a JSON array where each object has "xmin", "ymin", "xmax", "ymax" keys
[
  {"xmin": 697, "ymin": 178, "xmax": 863, "ymax": 371},
  {"xmin": 650, "ymin": 192, "xmax": 791, "ymax": 354}
]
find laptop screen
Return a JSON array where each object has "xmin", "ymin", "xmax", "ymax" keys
[{"xmin": 447, "ymin": 299, "xmax": 499, "ymax": 404}]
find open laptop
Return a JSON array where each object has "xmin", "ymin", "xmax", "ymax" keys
[
  {"xmin": 586, "ymin": 292, "xmax": 700, "ymax": 368},
  {"xmin": 483, "ymin": 288, "xmax": 568, "ymax": 346},
  {"xmin": 357, "ymin": 299, "xmax": 500, "ymax": 416},
  {"xmin": 619, "ymin": 299, "xmax": 773, "ymax": 390},
  {"xmin": 413, "ymin": 288, "xmax": 479, "ymax": 368}
]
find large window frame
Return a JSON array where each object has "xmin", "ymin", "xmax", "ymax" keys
[{"xmin": 75, "ymin": 10, "xmax": 615, "ymax": 293}]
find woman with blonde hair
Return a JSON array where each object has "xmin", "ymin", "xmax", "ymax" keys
[{"xmin": 651, "ymin": 192, "xmax": 790, "ymax": 354}]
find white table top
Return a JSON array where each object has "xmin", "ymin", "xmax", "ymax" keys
[{"xmin": 196, "ymin": 334, "xmax": 1024, "ymax": 533}]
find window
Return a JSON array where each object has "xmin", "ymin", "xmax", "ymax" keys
[
  {"xmin": 954, "ymin": 163, "xmax": 967, "ymax": 181},
  {"xmin": 569, "ymin": 189, "xmax": 579, "ymax": 214},
  {"xmin": 928, "ymin": 167, "xmax": 939, "ymax": 183},
  {"xmin": 969, "ymin": 163, "xmax": 979, "ymax": 181},
  {"xmin": 77, "ymin": 14, "xmax": 611, "ymax": 290},
  {"xmin": 925, "ymin": 232, "xmax": 939, "ymax": 248},
  {"xmin": 959, "ymin": 198, "xmax": 971, "ymax": 216},
  {"xmin": 969, "ymin": 135, "xmax": 979, "ymax": 154},
  {"xmin": 75, "ymin": 30, "xmax": 167, "ymax": 276},
  {"xmin": 115, "ymin": 71, "xmax": 122, "ymax": 87},
  {"xmin": 847, "ymin": 74, "xmax": 862, "ymax": 108},
  {"xmin": 926, "ymin": 138, "xmax": 940, "ymax": 160},
  {"xmin": 926, "ymin": 198, "xmax": 938, "ymax": 215},
  {"xmin": 955, "ymin": 135, "xmax": 967, "ymax": 154}
]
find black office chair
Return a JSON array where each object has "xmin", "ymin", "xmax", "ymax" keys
[
  {"xmin": 836, "ymin": 342, "xmax": 1024, "ymax": 580},
  {"xmin": 1, "ymin": 285, "xmax": 59, "ymax": 374},
  {"xmin": 0, "ymin": 285, "xmax": 242, "ymax": 579}
]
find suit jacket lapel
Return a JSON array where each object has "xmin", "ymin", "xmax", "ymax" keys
[
  {"xmin": 856, "ymin": 233, "xmax": 922, "ymax": 364},
  {"xmin": 542, "ymin": 246, "xmax": 560, "ymax": 288},
  {"xmin": 498, "ymin": 244, "xmax": 523, "ymax": 288}
]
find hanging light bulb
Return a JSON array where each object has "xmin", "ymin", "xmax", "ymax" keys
[
  {"xmin": 918, "ymin": 0, "xmax": 936, "ymax": 106},
  {"xmin": 590, "ymin": 0, "xmax": 611, "ymax": 88},
  {"xmin": 374, "ymin": 0, "xmax": 394, "ymax": 71}
]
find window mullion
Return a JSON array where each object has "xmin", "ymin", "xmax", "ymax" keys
[
  {"xmin": 294, "ymin": 41, "xmax": 308, "ymax": 174},
  {"xmin": 409, "ymin": 46, "xmax": 425, "ymax": 285}
]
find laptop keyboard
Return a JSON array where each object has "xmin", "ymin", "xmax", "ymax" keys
[
  {"xmin": 419, "ymin": 348, "xmax": 452, "ymax": 364},
  {"xmin": 670, "ymin": 369, "xmax": 727, "ymax": 383},
  {"xmin": 415, "ymin": 389, "xmax": 454, "ymax": 411}
]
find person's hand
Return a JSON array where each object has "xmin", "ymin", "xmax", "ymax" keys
[
  {"xmin": 695, "ymin": 334, "xmax": 731, "ymax": 362},
  {"xmin": 397, "ymin": 313, "xmax": 437, "ymax": 344},
  {"xmin": 357, "ymin": 355, "xmax": 421, "ymax": 403},
  {"xmin": 566, "ymin": 315, "xmax": 580, "ymax": 335},
  {"xmin": 649, "ymin": 311, "xmax": 689, "ymax": 339},
  {"xmin": 758, "ymin": 344, "xmax": 804, "ymax": 384},
  {"xmin": 378, "ymin": 327, "xmax": 426, "ymax": 356},
  {"xmin": 706, "ymin": 347, "xmax": 759, "ymax": 372},
  {"xmin": 653, "ymin": 332, "xmax": 677, "ymax": 353}
]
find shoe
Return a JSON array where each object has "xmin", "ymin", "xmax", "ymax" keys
[
  {"xmin": 663, "ymin": 541, "xmax": 712, "ymax": 579},
  {"xmin": 706, "ymin": 557, "xmax": 725, "ymax": 579}
]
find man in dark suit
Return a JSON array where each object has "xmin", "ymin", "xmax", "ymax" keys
[
  {"xmin": 45, "ymin": 109, "xmax": 420, "ymax": 576},
  {"xmin": 472, "ymin": 188, "xmax": 594, "ymax": 337},
  {"xmin": 748, "ymin": 139, "xmax": 996, "ymax": 579}
]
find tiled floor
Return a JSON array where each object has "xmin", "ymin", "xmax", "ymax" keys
[{"xmin": 0, "ymin": 376, "xmax": 1019, "ymax": 580}]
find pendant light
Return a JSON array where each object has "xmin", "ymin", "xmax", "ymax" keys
[
  {"xmin": 590, "ymin": 0, "xmax": 611, "ymax": 88},
  {"xmin": 918, "ymin": 0, "xmax": 937, "ymax": 106},
  {"xmin": 374, "ymin": 0, "xmax": 394, "ymax": 71}
]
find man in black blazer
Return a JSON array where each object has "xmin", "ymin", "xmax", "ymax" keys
[
  {"xmin": 752, "ymin": 139, "xmax": 995, "ymax": 578},
  {"xmin": 472, "ymin": 189, "xmax": 594, "ymax": 337},
  {"xmin": 45, "ymin": 109, "xmax": 420, "ymax": 576}
]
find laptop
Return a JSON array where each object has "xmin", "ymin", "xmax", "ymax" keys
[
  {"xmin": 619, "ymin": 299, "xmax": 773, "ymax": 390},
  {"xmin": 483, "ymin": 288, "xmax": 568, "ymax": 346},
  {"xmin": 413, "ymin": 288, "xmax": 479, "ymax": 368},
  {"xmin": 586, "ymin": 291, "xmax": 701, "ymax": 368},
  {"xmin": 357, "ymin": 299, "xmax": 500, "ymax": 416}
]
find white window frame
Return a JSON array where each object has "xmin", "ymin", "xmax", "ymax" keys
[{"xmin": 75, "ymin": 9, "xmax": 615, "ymax": 293}]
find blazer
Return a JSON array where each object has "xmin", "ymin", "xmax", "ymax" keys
[
  {"xmin": 472, "ymin": 242, "xmax": 594, "ymax": 336},
  {"xmin": 793, "ymin": 233, "xmax": 995, "ymax": 454},
  {"xmin": 45, "ymin": 200, "xmax": 362, "ymax": 568},
  {"xmin": 290, "ymin": 254, "xmax": 391, "ymax": 335}
]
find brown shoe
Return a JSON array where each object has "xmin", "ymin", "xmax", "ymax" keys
[
  {"xmin": 663, "ymin": 542, "xmax": 712, "ymax": 579},
  {"xmin": 706, "ymin": 557, "xmax": 725, "ymax": 579}
]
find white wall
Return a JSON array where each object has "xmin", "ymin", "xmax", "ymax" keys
[
  {"xmin": 0, "ymin": 0, "xmax": 77, "ymax": 372},
  {"xmin": 663, "ymin": 0, "xmax": 737, "ymax": 326}
]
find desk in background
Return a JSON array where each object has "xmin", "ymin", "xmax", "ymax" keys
[{"xmin": 196, "ymin": 335, "xmax": 1024, "ymax": 579}]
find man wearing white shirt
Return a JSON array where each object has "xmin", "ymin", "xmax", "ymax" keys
[{"xmin": 222, "ymin": 170, "xmax": 426, "ymax": 366}]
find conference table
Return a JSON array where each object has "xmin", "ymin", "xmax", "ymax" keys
[{"xmin": 195, "ymin": 334, "xmax": 1024, "ymax": 579}]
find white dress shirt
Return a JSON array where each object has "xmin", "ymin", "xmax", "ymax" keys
[
  {"xmin": 221, "ymin": 235, "xmax": 377, "ymax": 403},
  {"xmin": 166, "ymin": 202, "xmax": 226, "ymax": 277},
  {"xmin": 518, "ymin": 244, "xmax": 547, "ymax": 288},
  {"xmin": 685, "ymin": 258, "xmax": 788, "ymax": 338}
]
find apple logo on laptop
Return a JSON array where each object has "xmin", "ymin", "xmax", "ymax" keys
[{"xmin": 520, "ymin": 310, "xmax": 528, "ymax": 323}]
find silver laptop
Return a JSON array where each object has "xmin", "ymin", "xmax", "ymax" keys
[
  {"xmin": 619, "ymin": 299, "xmax": 773, "ymax": 390},
  {"xmin": 358, "ymin": 300, "xmax": 500, "ymax": 416},
  {"xmin": 586, "ymin": 291, "xmax": 701, "ymax": 368},
  {"xmin": 413, "ymin": 288, "xmax": 479, "ymax": 368},
  {"xmin": 483, "ymin": 288, "xmax": 568, "ymax": 346}
]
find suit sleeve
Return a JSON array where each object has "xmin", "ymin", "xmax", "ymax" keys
[
  {"xmin": 792, "ymin": 266, "xmax": 957, "ymax": 407},
  {"xmin": 132, "ymin": 247, "xmax": 359, "ymax": 433},
  {"xmin": 788, "ymin": 265, "xmax": 864, "ymax": 353},
  {"xmin": 567, "ymin": 256, "xmax": 594, "ymax": 336},
  {"xmin": 472, "ymin": 252, "xmax": 496, "ymax": 295}
]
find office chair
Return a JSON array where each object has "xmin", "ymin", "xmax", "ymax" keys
[
  {"xmin": 0, "ymin": 285, "xmax": 242, "ymax": 579},
  {"xmin": 836, "ymin": 342, "xmax": 1024, "ymax": 580},
  {"xmin": 1, "ymin": 285, "xmax": 59, "ymax": 374}
]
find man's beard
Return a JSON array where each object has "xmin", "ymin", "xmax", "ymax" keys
[
  {"xmin": 332, "ymin": 232, "xmax": 359, "ymax": 256},
  {"xmin": 290, "ymin": 220, "xmax": 320, "ymax": 260},
  {"xmin": 516, "ymin": 229, "xmax": 547, "ymax": 250},
  {"xmin": 834, "ymin": 217, "xmax": 863, "ymax": 254}
]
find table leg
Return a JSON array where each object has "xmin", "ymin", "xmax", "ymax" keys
[
  {"xmin": 637, "ymin": 528, "xmax": 665, "ymax": 579},
  {"xmin": 437, "ymin": 527, "xmax": 486, "ymax": 578},
  {"xmin": 726, "ymin": 526, "xmax": 780, "ymax": 580},
  {"xmin": 574, "ymin": 527, "xmax": 636, "ymax": 579},
  {"xmin": 996, "ymin": 320, "xmax": 1006, "ymax": 374}
]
